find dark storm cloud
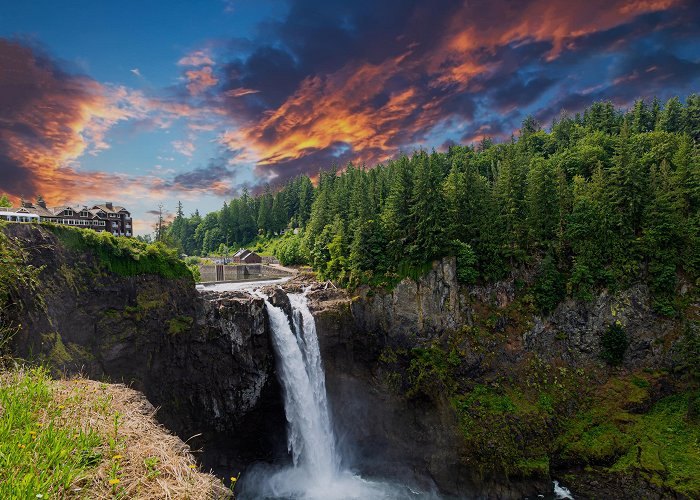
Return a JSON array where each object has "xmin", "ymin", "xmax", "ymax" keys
[
  {"xmin": 203, "ymin": 0, "xmax": 700, "ymax": 190},
  {"xmin": 162, "ymin": 158, "xmax": 240, "ymax": 197}
]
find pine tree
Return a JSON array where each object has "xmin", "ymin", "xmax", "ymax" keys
[
  {"xmin": 685, "ymin": 93, "xmax": 700, "ymax": 143},
  {"xmin": 657, "ymin": 96, "xmax": 684, "ymax": 133},
  {"xmin": 629, "ymin": 99, "xmax": 652, "ymax": 133},
  {"xmin": 382, "ymin": 156, "xmax": 414, "ymax": 266},
  {"xmin": 525, "ymin": 157, "xmax": 558, "ymax": 250},
  {"xmin": 409, "ymin": 152, "xmax": 446, "ymax": 264}
]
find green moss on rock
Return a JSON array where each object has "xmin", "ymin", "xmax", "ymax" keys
[
  {"xmin": 608, "ymin": 393, "xmax": 700, "ymax": 497},
  {"xmin": 167, "ymin": 316, "xmax": 193, "ymax": 335}
]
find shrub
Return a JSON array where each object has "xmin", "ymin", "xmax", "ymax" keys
[
  {"xmin": 452, "ymin": 240, "xmax": 479, "ymax": 284},
  {"xmin": 46, "ymin": 225, "xmax": 193, "ymax": 281},
  {"xmin": 601, "ymin": 322, "xmax": 628, "ymax": 366},
  {"xmin": 274, "ymin": 231, "xmax": 309, "ymax": 266},
  {"xmin": 532, "ymin": 254, "xmax": 566, "ymax": 313}
]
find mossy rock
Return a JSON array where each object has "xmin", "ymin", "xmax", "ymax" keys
[{"xmin": 167, "ymin": 316, "xmax": 194, "ymax": 335}]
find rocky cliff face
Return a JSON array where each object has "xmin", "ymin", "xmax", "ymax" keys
[
  {"xmin": 4, "ymin": 224, "xmax": 694, "ymax": 498},
  {"xmin": 2, "ymin": 224, "xmax": 285, "ymax": 473},
  {"xmin": 350, "ymin": 256, "xmax": 680, "ymax": 370},
  {"xmin": 299, "ymin": 257, "xmax": 693, "ymax": 498}
]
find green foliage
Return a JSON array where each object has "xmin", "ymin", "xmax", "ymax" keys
[
  {"xmin": 406, "ymin": 345, "xmax": 460, "ymax": 398},
  {"xmin": 601, "ymin": 322, "xmax": 628, "ymax": 366},
  {"xmin": 0, "ymin": 367, "xmax": 103, "ymax": 498},
  {"xmin": 274, "ymin": 231, "xmax": 309, "ymax": 266},
  {"xmin": 47, "ymin": 225, "xmax": 193, "ymax": 281},
  {"xmin": 608, "ymin": 393, "xmax": 700, "ymax": 498},
  {"xmin": 452, "ymin": 240, "xmax": 478, "ymax": 284},
  {"xmin": 167, "ymin": 316, "xmax": 193, "ymax": 335},
  {"xmin": 0, "ymin": 225, "xmax": 43, "ymax": 355},
  {"xmin": 156, "ymin": 94, "xmax": 698, "ymax": 305},
  {"xmin": 558, "ymin": 372, "xmax": 700, "ymax": 497},
  {"xmin": 0, "ymin": 195, "xmax": 11, "ymax": 208},
  {"xmin": 679, "ymin": 321, "xmax": 700, "ymax": 383},
  {"xmin": 532, "ymin": 254, "xmax": 566, "ymax": 313}
]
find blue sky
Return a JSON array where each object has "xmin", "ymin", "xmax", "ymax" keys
[{"xmin": 0, "ymin": 0, "xmax": 698, "ymax": 234}]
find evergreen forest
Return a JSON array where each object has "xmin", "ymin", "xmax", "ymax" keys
[{"xmin": 165, "ymin": 95, "xmax": 700, "ymax": 316}]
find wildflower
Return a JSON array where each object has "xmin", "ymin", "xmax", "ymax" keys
[
  {"xmin": 230, "ymin": 476, "xmax": 237, "ymax": 482},
  {"xmin": 17, "ymin": 444, "xmax": 25, "ymax": 449},
  {"xmin": 36, "ymin": 495, "xmax": 43, "ymax": 499},
  {"xmin": 58, "ymin": 405, "xmax": 65, "ymax": 409},
  {"xmin": 108, "ymin": 479, "xmax": 120, "ymax": 485},
  {"xmin": 37, "ymin": 423, "xmax": 43, "ymax": 427},
  {"xmin": 29, "ymin": 431, "xmax": 36, "ymax": 436},
  {"xmin": 112, "ymin": 455, "xmax": 123, "ymax": 460},
  {"xmin": 188, "ymin": 465, "xmax": 197, "ymax": 469}
]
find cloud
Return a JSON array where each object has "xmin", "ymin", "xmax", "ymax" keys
[
  {"xmin": 206, "ymin": 0, "xmax": 695, "ymax": 186},
  {"xmin": 184, "ymin": 66, "xmax": 218, "ymax": 96},
  {"xmin": 178, "ymin": 49, "xmax": 214, "ymax": 67},
  {"xmin": 225, "ymin": 87, "xmax": 259, "ymax": 98},
  {"xmin": 0, "ymin": 39, "xmax": 230, "ymax": 206},
  {"xmin": 172, "ymin": 140, "xmax": 196, "ymax": 157},
  {"xmin": 0, "ymin": 39, "xmax": 150, "ymax": 201},
  {"xmin": 3, "ymin": 0, "xmax": 699, "ymax": 207},
  {"xmin": 157, "ymin": 158, "xmax": 240, "ymax": 197}
]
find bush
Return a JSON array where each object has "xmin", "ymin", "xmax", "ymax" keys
[
  {"xmin": 532, "ymin": 255, "xmax": 566, "ymax": 313},
  {"xmin": 452, "ymin": 240, "xmax": 479, "ymax": 284},
  {"xmin": 601, "ymin": 322, "xmax": 628, "ymax": 366},
  {"xmin": 274, "ymin": 231, "xmax": 309, "ymax": 266},
  {"xmin": 47, "ymin": 225, "xmax": 193, "ymax": 281}
]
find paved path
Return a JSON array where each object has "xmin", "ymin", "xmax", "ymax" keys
[{"xmin": 268, "ymin": 263, "xmax": 299, "ymax": 274}]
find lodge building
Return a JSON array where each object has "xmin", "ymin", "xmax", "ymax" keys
[{"xmin": 0, "ymin": 198, "xmax": 133, "ymax": 237}]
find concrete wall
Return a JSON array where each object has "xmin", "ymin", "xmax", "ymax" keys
[
  {"xmin": 199, "ymin": 265, "xmax": 218, "ymax": 283},
  {"xmin": 197, "ymin": 263, "xmax": 291, "ymax": 283}
]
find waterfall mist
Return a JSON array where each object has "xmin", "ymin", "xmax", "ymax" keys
[{"xmin": 239, "ymin": 290, "xmax": 439, "ymax": 500}]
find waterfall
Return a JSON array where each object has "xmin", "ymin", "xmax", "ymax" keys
[
  {"xmin": 265, "ymin": 291, "xmax": 338, "ymax": 482},
  {"xmin": 241, "ymin": 288, "xmax": 438, "ymax": 500}
]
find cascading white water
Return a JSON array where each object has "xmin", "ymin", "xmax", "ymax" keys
[
  {"xmin": 265, "ymin": 291, "xmax": 337, "ymax": 482},
  {"xmin": 240, "ymin": 288, "xmax": 437, "ymax": 500}
]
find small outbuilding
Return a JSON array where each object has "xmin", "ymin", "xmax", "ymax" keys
[
  {"xmin": 232, "ymin": 248, "xmax": 262, "ymax": 264},
  {"xmin": 240, "ymin": 250, "xmax": 262, "ymax": 264}
]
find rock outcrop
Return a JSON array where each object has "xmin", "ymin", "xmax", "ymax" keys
[
  {"xmin": 295, "ymin": 258, "xmax": 691, "ymax": 498},
  {"xmin": 2, "ymin": 224, "xmax": 285, "ymax": 474},
  {"xmin": 349, "ymin": 256, "xmax": 681, "ymax": 370},
  {"xmin": 4, "ymin": 224, "xmax": 693, "ymax": 498}
]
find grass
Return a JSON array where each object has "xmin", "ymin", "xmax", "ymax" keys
[
  {"xmin": 0, "ymin": 366, "xmax": 102, "ymax": 498},
  {"xmin": 0, "ymin": 365, "xmax": 229, "ymax": 499}
]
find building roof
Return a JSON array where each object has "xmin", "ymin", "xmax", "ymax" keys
[
  {"xmin": 11, "ymin": 201, "xmax": 130, "ymax": 218},
  {"xmin": 240, "ymin": 251, "xmax": 261, "ymax": 262},
  {"xmin": 91, "ymin": 204, "xmax": 129, "ymax": 215},
  {"xmin": 233, "ymin": 248, "xmax": 250, "ymax": 258}
]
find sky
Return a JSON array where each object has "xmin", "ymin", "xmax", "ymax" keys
[{"xmin": 0, "ymin": 0, "xmax": 699, "ymax": 235}]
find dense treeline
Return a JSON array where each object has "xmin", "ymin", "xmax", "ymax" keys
[{"xmin": 166, "ymin": 95, "xmax": 700, "ymax": 315}]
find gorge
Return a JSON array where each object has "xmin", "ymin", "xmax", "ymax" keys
[{"xmin": 2, "ymin": 223, "xmax": 698, "ymax": 499}]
